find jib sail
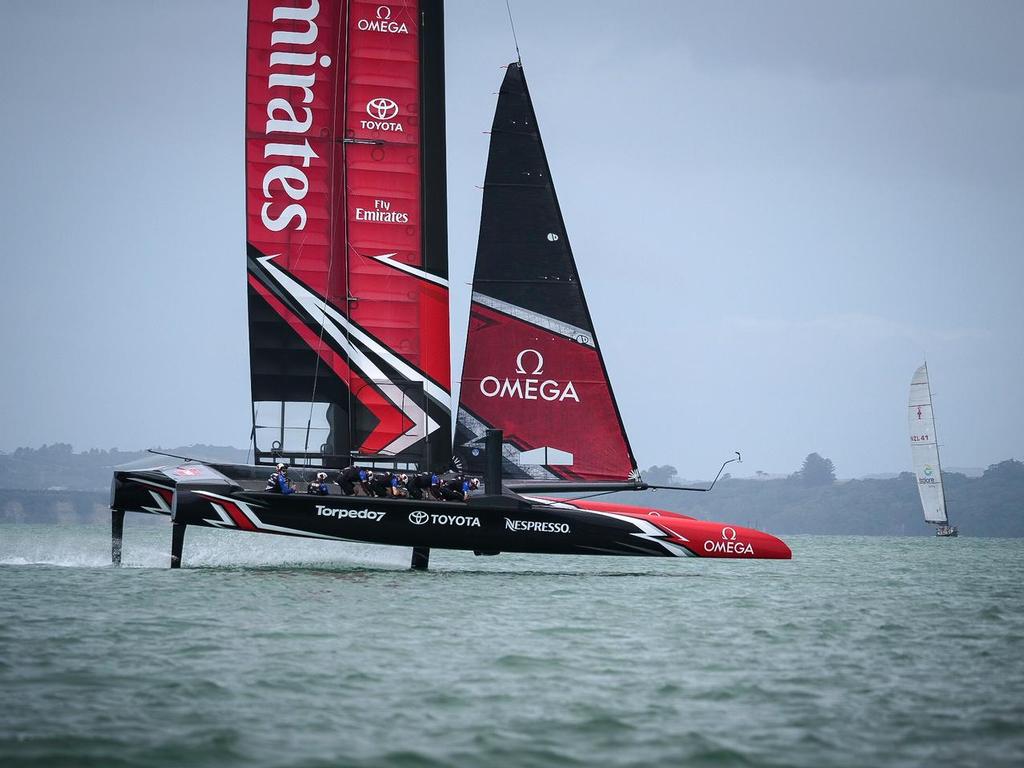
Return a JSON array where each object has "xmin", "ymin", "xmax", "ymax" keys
[
  {"xmin": 245, "ymin": 0, "xmax": 451, "ymax": 469},
  {"xmin": 454, "ymin": 63, "xmax": 637, "ymax": 482}
]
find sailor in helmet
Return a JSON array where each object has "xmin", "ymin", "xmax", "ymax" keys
[
  {"xmin": 439, "ymin": 475, "xmax": 480, "ymax": 502},
  {"xmin": 392, "ymin": 473, "xmax": 410, "ymax": 498},
  {"xmin": 306, "ymin": 471, "xmax": 330, "ymax": 495},
  {"xmin": 367, "ymin": 470, "xmax": 395, "ymax": 498},
  {"xmin": 338, "ymin": 465, "xmax": 371, "ymax": 496},
  {"xmin": 407, "ymin": 470, "xmax": 441, "ymax": 501},
  {"xmin": 265, "ymin": 463, "xmax": 295, "ymax": 494}
]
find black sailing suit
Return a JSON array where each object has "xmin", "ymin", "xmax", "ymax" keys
[
  {"xmin": 407, "ymin": 472, "xmax": 439, "ymax": 501},
  {"xmin": 438, "ymin": 476, "xmax": 471, "ymax": 502},
  {"xmin": 338, "ymin": 466, "xmax": 368, "ymax": 496},
  {"xmin": 367, "ymin": 472, "xmax": 394, "ymax": 498}
]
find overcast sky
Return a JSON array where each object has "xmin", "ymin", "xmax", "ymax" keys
[{"xmin": 1, "ymin": 0, "xmax": 1021, "ymax": 478}]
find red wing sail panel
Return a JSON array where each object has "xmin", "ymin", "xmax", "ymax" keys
[
  {"xmin": 245, "ymin": 0, "xmax": 450, "ymax": 468},
  {"xmin": 455, "ymin": 63, "xmax": 637, "ymax": 482}
]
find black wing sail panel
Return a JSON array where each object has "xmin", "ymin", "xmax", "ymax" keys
[{"xmin": 455, "ymin": 63, "xmax": 637, "ymax": 482}]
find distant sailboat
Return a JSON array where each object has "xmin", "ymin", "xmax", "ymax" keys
[{"xmin": 908, "ymin": 363, "xmax": 958, "ymax": 537}]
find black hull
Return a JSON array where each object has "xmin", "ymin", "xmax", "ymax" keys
[
  {"xmin": 186, "ymin": 493, "xmax": 687, "ymax": 558},
  {"xmin": 112, "ymin": 463, "xmax": 680, "ymax": 556},
  {"xmin": 111, "ymin": 463, "xmax": 791, "ymax": 566}
]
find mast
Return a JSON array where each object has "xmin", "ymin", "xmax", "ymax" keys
[
  {"xmin": 244, "ymin": 0, "xmax": 451, "ymax": 470},
  {"xmin": 454, "ymin": 62, "xmax": 638, "ymax": 483}
]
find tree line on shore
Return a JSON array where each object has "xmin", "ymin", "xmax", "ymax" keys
[{"xmin": 622, "ymin": 454, "xmax": 1023, "ymax": 537}]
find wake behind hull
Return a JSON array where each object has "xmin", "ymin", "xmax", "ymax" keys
[{"xmin": 111, "ymin": 465, "xmax": 791, "ymax": 563}]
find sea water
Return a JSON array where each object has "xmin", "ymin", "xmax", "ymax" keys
[{"xmin": 1, "ymin": 523, "xmax": 1022, "ymax": 768}]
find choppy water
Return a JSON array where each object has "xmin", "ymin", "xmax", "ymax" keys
[{"xmin": 1, "ymin": 523, "xmax": 1022, "ymax": 768}]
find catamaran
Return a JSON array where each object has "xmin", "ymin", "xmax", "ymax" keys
[
  {"xmin": 908, "ymin": 363, "xmax": 958, "ymax": 537},
  {"xmin": 109, "ymin": 0, "xmax": 791, "ymax": 567}
]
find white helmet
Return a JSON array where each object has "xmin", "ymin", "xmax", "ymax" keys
[
  {"xmin": 316, "ymin": 472, "xmax": 327, "ymax": 481},
  {"xmin": 398, "ymin": 473, "xmax": 409, "ymax": 483},
  {"xmin": 469, "ymin": 477, "xmax": 481, "ymax": 489},
  {"xmin": 276, "ymin": 463, "xmax": 287, "ymax": 472}
]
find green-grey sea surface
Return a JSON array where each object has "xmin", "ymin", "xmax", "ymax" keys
[{"xmin": 1, "ymin": 523, "xmax": 1022, "ymax": 768}]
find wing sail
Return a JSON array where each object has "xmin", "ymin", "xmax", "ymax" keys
[{"xmin": 245, "ymin": 0, "xmax": 451, "ymax": 469}]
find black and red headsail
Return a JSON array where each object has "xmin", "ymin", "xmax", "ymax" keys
[
  {"xmin": 245, "ymin": 0, "xmax": 451, "ymax": 468},
  {"xmin": 455, "ymin": 63, "xmax": 638, "ymax": 482}
]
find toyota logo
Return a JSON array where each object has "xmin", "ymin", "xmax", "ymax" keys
[
  {"xmin": 721, "ymin": 526, "xmax": 737, "ymax": 541},
  {"xmin": 366, "ymin": 97, "xmax": 399, "ymax": 121},
  {"xmin": 376, "ymin": 5, "xmax": 391, "ymax": 19},
  {"xmin": 409, "ymin": 510, "xmax": 428, "ymax": 525},
  {"xmin": 515, "ymin": 348, "xmax": 544, "ymax": 375}
]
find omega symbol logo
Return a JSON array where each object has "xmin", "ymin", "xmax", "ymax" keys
[
  {"xmin": 376, "ymin": 5, "xmax": 391, "ymax": 19},
  {"xmin": 366, "ymin": 98, "xmax": 399, "ymax": 120},
  {"xmin": 721, "ymin": 526, "xmax": 737, "ymax": 541},
  {"xmin": 515, "ymin": 349, "xmax": 544, "ymax": 376},
  {"xmin": 409, "ymin": 510, "xmax": 428, "ymax": 525}
]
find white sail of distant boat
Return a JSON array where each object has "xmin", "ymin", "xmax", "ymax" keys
[{"xmin": 908, "ymin": 363, "xmax": 958, "ymax": 537}]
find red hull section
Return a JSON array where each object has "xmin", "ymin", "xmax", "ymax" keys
[{"xmin": 541, "ymin": 498, "xmax": 792, "ymax": 559}]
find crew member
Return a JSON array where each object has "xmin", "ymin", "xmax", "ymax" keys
[
  {"xmin": 392, "ymin": 473, "xmax": 410, "ymax": 498},
  {"xmin": 367, "ymin": 470, "xmax": 395, "ymax": 498},
  {"xmin": 407, "ymin": 471, "xmax": 441, "ymax": 501},
  {"xmin": 265, "ymin": 463, "xmax": 295, "ymax": 494},
  {"xmin": 306, "ymin": 471, "xmax": 330, "ymax": 495},
  {"xmin": 439, "ymin": 475, "xmax": 480, "ymax": 502},
  {"xmin": 337, "ymin": 466, "xmax": 370, "ymax": 496}
]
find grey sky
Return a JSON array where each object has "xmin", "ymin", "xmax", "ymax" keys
[{"xmin": 1, "ymin": 1, "xmax": 1021, "ymax": 478}]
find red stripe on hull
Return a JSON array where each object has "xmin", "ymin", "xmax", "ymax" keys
[{"xmin": 218, "ymin": 500, "xmax": 258, "ymax": 532}]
